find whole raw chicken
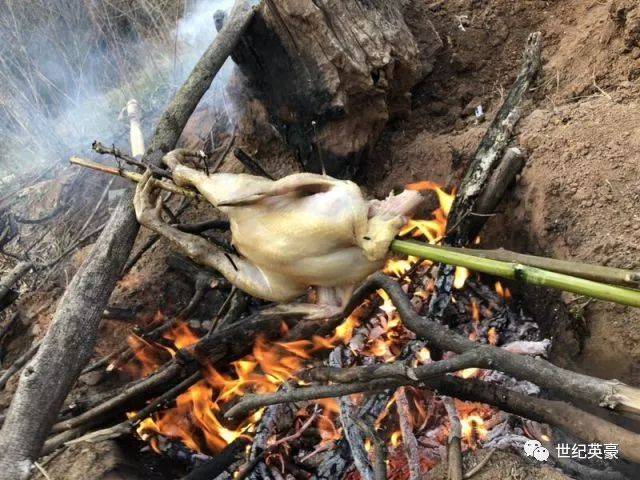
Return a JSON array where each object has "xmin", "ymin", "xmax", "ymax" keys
[{"xmin": 134, "ymin": 150, "xmax": 423, "ymax": 318}]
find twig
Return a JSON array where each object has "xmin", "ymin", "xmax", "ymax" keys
[
  {"xmin": 442, "ymin": 397, "xmax": 464, "ymax": 480},
  {"xmin": 350, "ymin": 416, "xmax": 387, "ymax": 480},
  {"xmin": 463, "ymin": 449, "xmax": 495, "ymax": 479},
  {"xmin": 234, "ymin": 406, "xmax": 319, "ymax": 480},
  {"xmin": 330, "ymin": 347, "xmax": 374, "ymax": 480},
  {"xmin": 33, "ymin": 462, "xmax": 52, "ymax": 480},
  {"xmin": 233, "ymin": 148, "xmax": 274, "ymax": 179},
  {"xmin": 13, "ymin": 204, "xmax": 67, "ymax": 225},
  {"xmin": 46, "ymin": 370, "xmax": 205, "ymax": 454},
  {"xmin": 49, "ymin": 362, "xmax": 184, "ymax": 434},
  {"xmin": 211, "ymin": 129, "xmax": 236, "ymax": 173},
  {"xmin": 92, "ymin": 141, "xmax": 172, "ymax": 180},
  {"xmin": 396, "ymin": 387, "xmax": 422, "ymax": 480},
  {"xmin": 207, "ymin": 286, "xmax": 238, "ymax": 334},
  {"xmin": 70, "ymin": 157, "xmax": 200, "ymax": 199},
  {"xmin": 75, "ymin": 178, "xmax": 113, "ymax": 240},
  {"xmin": 0, "ymin": 339, "xmax": 42, "ymax": 390}
]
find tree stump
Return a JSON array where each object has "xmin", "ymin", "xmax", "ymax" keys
[{"xmin": 231, "ymin": 0, "xmax": 441, "ymax": 177}]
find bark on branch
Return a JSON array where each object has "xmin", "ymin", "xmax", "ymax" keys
[{"xmin": 226, "ymin": 273, "xmax": 640, "ymax": 463}]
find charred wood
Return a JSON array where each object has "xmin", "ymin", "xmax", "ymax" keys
[
  {"xmin": 231, "ymin": 0, "xmax": 433, "ymax": 176},
  {"xmin": 330, "ymin": 347, "xmax": 374, "ymax": 480},
  {"xmin": 446, "ymin": 32, "xmax": 542, "ymax": 246},
  {"xmin": 442, "ymin": 397, "xmax": 464, "ymax": 480},
  {"xmin": 427, "ymin": 32, "xmax": 541, "ymax": 324},
  {"xmin": 181, "ymin": 438, "xmax": 250, "ymax": 480}
]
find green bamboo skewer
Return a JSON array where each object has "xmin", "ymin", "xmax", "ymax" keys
[
  {"xmin": 391, "ymin": 239, "xmax": 640, "ymax": 308},
  {"xmin": 435, "ymin": 245, "xmax": 640, "ymax": 288}
]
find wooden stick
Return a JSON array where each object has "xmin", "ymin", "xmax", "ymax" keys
[
  {"xmin": 474, "ymin": 147, "xmax": 524, "ymax": 215},
  {"xmin": 91, "ymin": 141, "xmax": 173, "ymax": 180},
  {"xmin": 397, "ymin": 387, "xmax": 422, "ymax": 480},
  {"xmin": 442, "ymin": 397, "xmax": 464, "ymax": 480},
  {"xmin": 463, "ymin": 449, "xmax": 494, "ymax": 479},
  {"xmin": 233, "ymin": 147, "xmax": 274, "ymax": 179},
  {"xmin": 70, "ymin": 157, "xmax": 199, "ymax": 199},
  {"xmin": 392, "ymin": 240, "xmax": 640, "ymax": 308},
  {"xmin": 0, "ymin": 261, "xmax": 33, "ymax": 305},
  {"xmin": 350, "ymin": 416, "xmax": 387, "ymax": 480},
  {"xmin": 350, "ymin": 274, "xmax": 640, "ymax": 415},
  {"xmin": 0, "ymin": 340, "xmax": 42, "ymax": 391},
  {"xmin": 330, "ymin": 348, "xmax": 374, "ymax": 480},
  {"xmin": 446, "ymin": 32, "xmax": 542, "ymax": 246},
  {"xmin": 425, "ymin": 32, "xmax": 541, "ymax": 324}
]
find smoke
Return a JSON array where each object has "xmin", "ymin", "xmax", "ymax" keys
[{"xmin": 0, "ymin": 0, "xmax": 237, "ymax": 180}]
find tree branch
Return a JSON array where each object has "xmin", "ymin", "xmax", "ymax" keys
[{"xmin": 0, "ymin": 3, "xmax": 255, "ymax": 476}]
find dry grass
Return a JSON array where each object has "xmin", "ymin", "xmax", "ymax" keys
[{"xmin": 0, "ymin": 0, "xmax": 191, "ymax": 176}]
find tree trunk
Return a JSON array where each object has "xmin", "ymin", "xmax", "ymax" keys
[{"xmin": 231, "ymin": 0, "xmax": 441, "ymax": 177}]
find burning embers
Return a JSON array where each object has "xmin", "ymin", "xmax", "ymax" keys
[{"xmin": 121, "ymin": 181, "xmax": 542, "ymax": 478}]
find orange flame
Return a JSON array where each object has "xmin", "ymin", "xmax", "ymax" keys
[
  {"xmin": 131, "ymin": 314, "xmax": 366, "ymax": 455},
  {"xmin": 495, "ymin": 281, "xmax": 512, "ymax": 301}
]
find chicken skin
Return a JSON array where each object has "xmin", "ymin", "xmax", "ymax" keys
[{"xmin": 134, "ymin": 149, "xmax": 423, "ymax": 318}]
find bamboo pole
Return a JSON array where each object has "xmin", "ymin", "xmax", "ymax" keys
[
  {"xmin": 391, "ymin": 239, "xmax": 640, "ymax": 308},
  {"xmin": 436, "ymin": 244, "xmax": 640, "ymax": 288}
]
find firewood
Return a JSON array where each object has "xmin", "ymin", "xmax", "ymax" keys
[
  {"xmin": 235, "ymin": 398, "xmax": 301, "ymax": 480},
  {"xmin": 0, "ymin": 224, "xmax": 105, "ymax": 311},
  {"xmin": 350, "ymin": 416, "xmax": 387, "ymax": 480},
  {"xmin": 180, "ymin": 438, "xmax": 249, "ymax": 480},
  {"xmin": 425, "ymin": 32, "xmax": 541, "ymax": 324},
  {"xmin": 397, "ymin": 387, "xmax": 422, "ymax": 480},
  {"xmin": 349, "ymin": 275, "xmax": 640, "ymax": 416},
  {"xmin": 0, "ymin": 339, "xmax": 41, "ymax": 391},
  {"xmin": 330, "ymin": 347, "xmax": 374, "ymax": 480},
  {"xmin": 446, "ymin": 32, "xmax": 542, "ymax": 247},
  {"xmin": 442, "ymin": 397, "xmax": 464, "ymax": 480},
  {"xmin": 225, "ymin": 273, "xmax": 640, "ymax": 463}
]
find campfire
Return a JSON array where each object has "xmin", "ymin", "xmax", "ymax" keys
[
  {"xmin": 110, "ymin": 183, "xmax": 543, "ymax": 479},
  {"xmin": 2, "ymin": 2, "xmax": 640, "ymax": 480}
]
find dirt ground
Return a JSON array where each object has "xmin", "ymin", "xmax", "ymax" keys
[{"xmin": 362, "ymin": 0, "xmax": 640, "ymax": 384}]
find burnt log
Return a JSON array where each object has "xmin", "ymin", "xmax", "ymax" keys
[{"xmin": 231, "ymin": 0, "xmax": 441, "ymax": 177}]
